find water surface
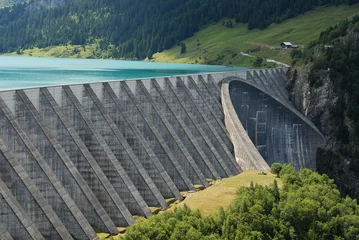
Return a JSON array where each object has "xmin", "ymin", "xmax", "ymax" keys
[{"xmin": 0, "ymin": 56, "xmax": 247, "ymax": 90}]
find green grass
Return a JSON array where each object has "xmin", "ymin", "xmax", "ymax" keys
[
  {"xmin": 6, "ymin": 4, "xmax": 358, "ymax": 66},
  {"xmin": 6, "ymin": 45, "xmax": 97, "ymax": 59},
  {"xmin": 166, "ymin": 170, "xmax": 281, "ymax": 217},
  {"xmin": 153, "ymin": 4, "xmax": 359, "ymax": 67}
]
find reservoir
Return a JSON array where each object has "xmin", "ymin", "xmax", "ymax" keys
[{"xmin": 0, "ymin": 56, "xmax": 247, "ymax": 90}]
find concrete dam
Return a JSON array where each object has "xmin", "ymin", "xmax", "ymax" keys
[{"xmin": 0, "ymin": 68, "xmax": 324, "ymax": 240}]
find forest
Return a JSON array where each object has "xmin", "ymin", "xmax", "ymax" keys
[
  {"xmin": 0, "ymin": 0, "xmax": 358, "ymax": 59},
  {"xmin": 290, "ymin": 15, "xmax": 359, "ymax": 201},
  {"xmin": 122, "ymin": 164, "xmax": 359, "ymax": 240}
]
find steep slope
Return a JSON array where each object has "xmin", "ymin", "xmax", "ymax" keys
[
  {"xmin": 153, "ymin": 4, "xmax": 359, "ymax": 67},
  {"xmin": 1, "ymin": 0, "xmax": 359, "ymax": 59},
  {"xmin": 0, "ymin": 0, "xmax": 69, "ymax": 8},
  {"xmin": 284, "ymin": 15, "xmax": 359, "ymax": 200},
  {"xmin": 0, "ymin": 0, "xmax": 25, "ymax": 7}
]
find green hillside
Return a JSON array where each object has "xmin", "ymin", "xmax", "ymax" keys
[
  {"xmin": 121, "ymin": 165, "xmax": 359, "ymax": 240},
  {"xmin": 167, "ymin": 170, "xmax": 282, "ymax": 217},
  {"xmin": 0, "ymin": 0, "xmax": 25, "ymax": 7},
  {"xmin": 153, "ymin": 4, "xmax": 359, "ymax": 67},
  {"xmin": 1, "ymin": 0, "xmax": 359, "ymax": 59}
]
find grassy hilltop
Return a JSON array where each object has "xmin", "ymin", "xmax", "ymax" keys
[{"xmin": 153, "ymin": 4, "xmax": 359, "ymax": 67}]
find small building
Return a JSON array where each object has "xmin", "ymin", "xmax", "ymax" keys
[{"xmin": 280, "ymin": 42, "xmax": 299, "ymax": 49}]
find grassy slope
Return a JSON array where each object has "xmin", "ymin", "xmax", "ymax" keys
[
  {"xmin": 6, "ymin": 45, "xmax": 97, "ymax": 58},
  {"xmin": 97, "ymin": 170, "xmax": 282, "ymax": 239},
  {"xmin": 153, "ymin": 4, "xmax": 359, "ymax": 67},
  {"xmin": 170, "ymin": 170, "xmax": 281, "ymax": 217},
  {"xmin": 6, "ymin": 5, "xmax": 359, "ymax": 64}
]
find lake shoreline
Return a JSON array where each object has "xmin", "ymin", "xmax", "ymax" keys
[{"xmin": 0, "ymin": 56, "xmax": 247, "ymax": 90}]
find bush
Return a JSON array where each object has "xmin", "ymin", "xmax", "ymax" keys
[
  {"xmin": 290, "ymin": 49, "xmax": 302, "ymax": 59},
  {"xmin": 180, "ymin": 42, "xmax": 186, "ymax": 54},
  {"xmin": 253, "ymin": 57, "xmax": 264, "ymax": 67},
  {"xmin": 271, "ymin": 162, "xmax": 282, "ymax": 177}
]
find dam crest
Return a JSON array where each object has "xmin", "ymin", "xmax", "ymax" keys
[{"xmin": 0, "ymin": 68, "xmax": 324, "ymax": 240}]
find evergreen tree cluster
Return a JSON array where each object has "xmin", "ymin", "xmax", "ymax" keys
[
  {"xmin": 122, "ymin": 164, "xmax": 359, "ymax": 240},
  {"xmin": 292, "ymin": 15, "xmax": 359, "ymax": 201},
  {"xmin": 0, "ymin": 0, "xmax": 358, "ymax": 59},
  {"xmin": 0, "ymin": 0, "xmax": 25, "ymax": 8}
]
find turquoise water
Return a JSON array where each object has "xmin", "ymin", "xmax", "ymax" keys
[{"xmin": 0, "ymin": 56, "xmax": 247, "ymax": 90}]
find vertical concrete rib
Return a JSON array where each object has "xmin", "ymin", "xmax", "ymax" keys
[
  {"xmin": 82, "ymin": 84, "xmax": 158, "ymax": 215},
  {"xmin": 103, "ymin": 82, "xmax": 181, "ymax": 200},
  {"xmin": 246, "ymin": 71, "xmax": 263, "ymax": 88},
  {"xmin": 197, "ymin": 75, "xmax": 228, "ymax": 136},
  {"xmin": 164, "ymin": 77, "xmax": 230, "ymax": 178},
  {"xmin": 82, "ymin": 85, "xmax": 150, "ymax": 217},
  {"xmin": 0, "ymin": 223, "xmax": 13, "ymax": 240},
  {"xmin": 277, "ymin": 69, "xmax": 291, "ymax": 98},
  {"xmin": 0, "ymin": 140, "xmax": 74, "ymax": 240},
  {"xmin": 174, "ymin": 77, "xmax": 234, "ymax": 176},
  {"xmin": 0, "ymin": 98, "xmax": 83, "ymax": 239},
  {"xmin": 182, "ymin": 76, "xmax": 241, "ymax": 174},
  {"xmin": 135, "ymin": 80, "xmax": 208, "ymax": 187},
  {"xmin": 0, "ymin": 179, "xmax": 44, "ymax": 240},
  {"xmin": 79, "ymin": 85, "xmax": 165, "ymax": 210},
  {"xmin": 207, "ymin": 74, "xmax": 222, "ymax": 101},
  {"xmin": 195, "ymin": 75, "xmax": 231, "ymax": 139},
  {"xmin": 251, "ymin": 71, "xmax": 293, "ymax": 118},
  {"xmin": 274, "ymin": 69, "xmax": 293, "ymax": 105},
  {"xmin": 263, "ymin": 69, "xmax": 288, "ymax": 103},
  {"xmin": 15, "ymin": 90, "xmax": 104, "ymax": 239},
  {"xmin": 257, "ymin": 70, "xmax": 282, "ymax": 102},
  {"xmin": 39, "ymin": 88, "xmax": 121, "ymax": 233},
  {"xmin": 120, "ymin": 82, "xmax": 193, "ymax": 191},
  {"xmin": 101, "ymin": 84, "xmax": 168, "ymax": 208},
  {"xmin": 61, "ymin": 86, "xmax": 134, "ymax": 226},
  {"xmin": 199, "ymin": 76, "xmax": 223, "ymax": 115},
  {"xmin": 253, "ymin": 70, "xmax": 273, "ymax": 97},
  {"xmin": 257, "ymin": 70, "xmax": 289, "ymax": 109},
  {"xmin": 151, "ymin": 79, "xmax": 220, "ymax": 180}
]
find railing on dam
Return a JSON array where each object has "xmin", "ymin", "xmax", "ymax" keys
[{"xmin": 0, "ymin": 67, "xmax": 324, "ymax": 240}]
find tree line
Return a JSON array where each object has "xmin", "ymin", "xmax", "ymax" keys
[
  {"xmin": 291, "ymin": 14, "xmax": 359, "ymax": 201},
  {"xmin": 122, "ymin": 164, "xmax": 359, "ymax": 240},
  {"xmin": 0, "ymin": 0, "xmax": 358, "ymax": 59}
]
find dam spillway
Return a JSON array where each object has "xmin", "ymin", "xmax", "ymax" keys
[{"xmin": 0, "ymin": 67, "xmax": 325, "ymax": 240}]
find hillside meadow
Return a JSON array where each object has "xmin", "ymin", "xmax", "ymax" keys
[{"xmin": 153, "ymin": 4, "xmax": 359, "ymax": 67}]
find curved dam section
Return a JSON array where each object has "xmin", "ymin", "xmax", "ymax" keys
[
  {"xmin": 227, "ymin": 78, "xmax": 324, "ymax": 170},
  {"xmin": 219, "ymin": 68, "xmax": 324, "ymax": 171},
  {"xmin": 0, "ymin": 68, "xmax": 324, "ymax": 239}
]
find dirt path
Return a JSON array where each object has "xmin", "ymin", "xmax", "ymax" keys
[
  {"xmin": 246, "ymin": 41, "xmax": 277, "ymax": 50},
  {"xmin": 239, "ymin": 51, "xmax": 290, "ymax": 67}
]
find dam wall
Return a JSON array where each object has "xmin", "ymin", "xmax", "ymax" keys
[
  {"xmin": 220, "ymin": 68, "xmax": 324, "ymax": 171},
  {"xmin": 0, "ymin": 68, "xmax": 325, "ymax": 239}
]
